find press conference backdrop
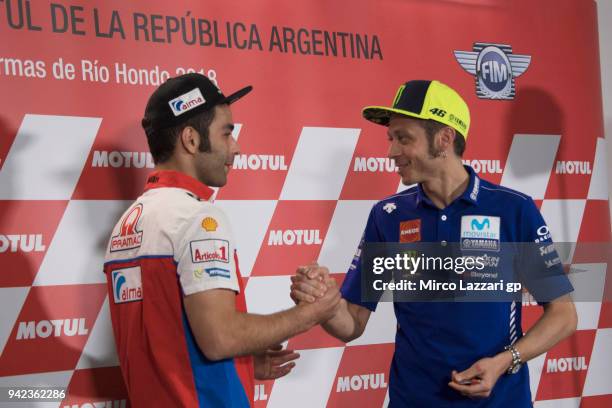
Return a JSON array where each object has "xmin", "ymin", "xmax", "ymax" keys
[
  {"xmin": 598, "ymin": 0, "xmax": 612, "ymax": 226},
  {"xmin": 0, "ymin": 1, "xmax": 610, "ymax": 407}
]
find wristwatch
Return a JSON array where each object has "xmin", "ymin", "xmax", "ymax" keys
[{"xmin": 504, "ymin": 344, "xmax": 522, "ymax": 374}]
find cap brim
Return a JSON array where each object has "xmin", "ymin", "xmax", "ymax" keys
[
  {"xmin": 223, "ymin": 85, "xmax": 253, "ymax": 105},
  {"xmin": 362, "ymin": 106, "xmax": 424, "ymax": 126}
]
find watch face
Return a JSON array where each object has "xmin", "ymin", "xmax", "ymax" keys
[{"xmin": 510, "ymin": 363, "xmax": 522, "ymax": 374}]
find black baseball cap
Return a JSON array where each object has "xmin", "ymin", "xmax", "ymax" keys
[{"xmin": 142, "ymin": 73, "xmax": 252, "ymax": 136}]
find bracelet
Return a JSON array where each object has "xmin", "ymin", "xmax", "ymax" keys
[{"xmin": 504, "ymin": 344, "xmax": 522, "ymax": 374}]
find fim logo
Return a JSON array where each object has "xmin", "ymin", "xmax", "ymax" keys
[{"xmin": 454, "ymin": 42, "xmax": 531, "ymax": 100}]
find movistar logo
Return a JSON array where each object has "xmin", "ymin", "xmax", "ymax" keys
[{"xmin": 471, "ymin": 218, "xmax": 490, "ymax": 231}]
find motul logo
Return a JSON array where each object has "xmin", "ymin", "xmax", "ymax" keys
[
  {"xmin": 254, "ymin": 384, "xmax": 268, "ymax": 401},
  {"xmin": 546, "ymin": 356, "xmax": 588, "ymax": 373},
  {"xmin": 353, "ymin": 157, "xmax": 397, "ymax": 173},
  {"xmin": 16, "ymin": 318, "xmax": 89, "ymax": 340},
  {"xmin": 267, "ymin": 229, "xmax": 323, "ymax": 246},
  {"xmin": 0, "ymin": 234, "xmax": 45, "ymax": 253},
  {"xmin": 91, "ymin": 151, "xmax": 154, "ymax": 169},
  {"xmin": 555, "ymin": 161, "xmax": 592, "ymax": 175},
  {"xmin": 63, "ymin": 401, "xmax": 127, "ymax": 408},
  {"xmin": 233, "ymin": 154, "xmax": 288, "ymax": 170},
  {"xmin": 336, "ymin": 373, "xmax": 388, "ymax": 392},
  {"xmin": 461, "ymin": 159, "xmax": 503, "ymax": 174}
]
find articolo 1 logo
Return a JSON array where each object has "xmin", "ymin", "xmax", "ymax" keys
[{"xmin": 454, "ymin": 42, "xmax": 531, "ymax": 100}]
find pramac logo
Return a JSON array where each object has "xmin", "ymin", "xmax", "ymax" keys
[
  {"xmin": 110, "ymin": 204, "xmax": 144, "ymax": 252},
  {"xmin": 168, "ymin": 88, "xmax": 206, "ymax": 116}
]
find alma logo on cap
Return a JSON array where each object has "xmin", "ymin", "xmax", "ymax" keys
[{"xmin": 169, "ymin": 88, "xmax": 206, "ymax": 116}]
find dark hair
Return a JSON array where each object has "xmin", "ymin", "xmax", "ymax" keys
[
  {"xmin": 420, "ymin": 119, "xmax": 466, "ymax": 157},
  {"xmin": 144, "ymin": 108, "xmax": 216, "ymax": 164}
]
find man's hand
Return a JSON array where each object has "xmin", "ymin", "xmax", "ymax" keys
[
  {"xmin": 290, "ymin": 263, "xmax": 331, "ymax": 304},
  {"xmin": 299, "ymin": 272, "xmax": 341, "ymax": 324},
  {"xmin": 289, "ymin": 263, "xmax": 341, "ymax": 323},
  {"xmin": 254, "ymin": 344, "xmax": 300, "ymax": 380},
  {"xmin": 448, "ymin": 352, "xmax": 511, "ymax": 398},
  {"xmin": 289, "ymin": 263, "xmax": 371, "ymax": 343}
]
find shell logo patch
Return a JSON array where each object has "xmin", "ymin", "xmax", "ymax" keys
[{"xmin": 201, "ymin": 217, "xmax": 218, "ymax": 232}]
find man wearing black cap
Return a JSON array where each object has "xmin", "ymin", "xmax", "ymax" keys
[
  {"xmin": 291, "ymin": 80, "xmax": 577, "ymax": 406},
  {"xmin": 104, "ymin": 74, "xmax": 340, "ymax": 407}
]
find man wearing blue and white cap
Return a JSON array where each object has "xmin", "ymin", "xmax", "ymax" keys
[{"xmin": 291, "ymin": 80, "xmax": 577, "ymax": 406}]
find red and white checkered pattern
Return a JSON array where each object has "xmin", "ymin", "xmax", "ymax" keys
[{"xmin": 1, "ymin": 1, "xmax": 610, "ymax": 407}]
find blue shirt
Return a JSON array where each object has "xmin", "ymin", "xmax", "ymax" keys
[{"xmin": 341, "ymin": 166, "xmax": 573, "ymax": 407}]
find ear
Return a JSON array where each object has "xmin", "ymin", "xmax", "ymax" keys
[
  {"xmin": 178, "ymin": 126, "xmax": 199, "ymax": 155},
  {"xmin": 437, "ymin": 126, "xmax": 456, "ymax": 153}
]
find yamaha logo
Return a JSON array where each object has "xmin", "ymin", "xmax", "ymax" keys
[{"xmin": 454, "ymin": 42, "xmax": 531, "ymax": 100}]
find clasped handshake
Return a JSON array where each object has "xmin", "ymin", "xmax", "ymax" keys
[{"xmin": 289, "ymin": 262, "xmax": 342, "ymax": 325}]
